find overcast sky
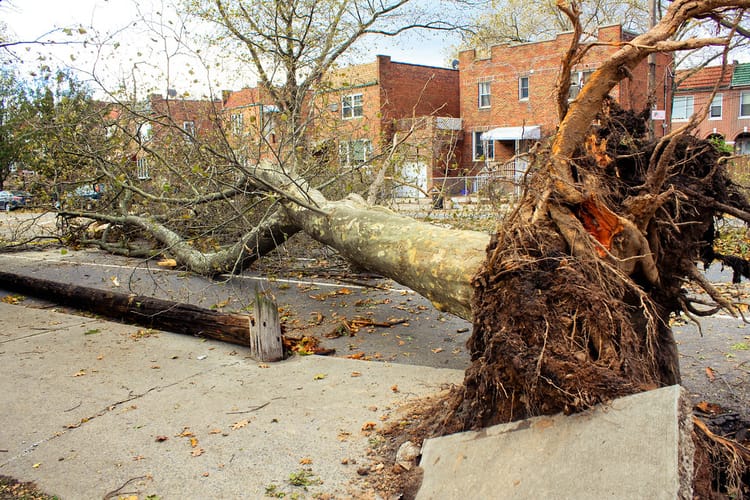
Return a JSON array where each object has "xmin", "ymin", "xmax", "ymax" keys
[{"xmin": 2, "ymin": 0, "xmax": 461, "ymax": 98}]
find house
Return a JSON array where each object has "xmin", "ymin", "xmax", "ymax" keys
[
  {"xmin": 457, "ymin": 25, "xmax": 673, "ymax": 196},
  {"xmin": 221, "ymin": 87, "xmax": 280, "ymax": 166},
  {"xmin": 221, "ymin": 56, "xmax": 460, "ymax": 197},
  {"xmin": 312, "ymin": 55, "xmax": 460, "ymax": 196},
  {"xmin": 671, "ymin": 62, "xmax": 750, "ymax": 154}
]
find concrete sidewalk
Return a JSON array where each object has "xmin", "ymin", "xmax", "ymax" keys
[{"xmin": 0, "ymin": 302, "xmax": 463, "ymax": 498}]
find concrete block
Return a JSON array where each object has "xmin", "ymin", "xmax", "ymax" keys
[{"xmin": 417, "ymin": 386, "xmax": 694, "ymax": 500}]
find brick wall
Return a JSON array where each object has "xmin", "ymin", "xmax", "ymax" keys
[{"xmin": 458, "ymin": 25, "xmax": 673, "ymax": 173}]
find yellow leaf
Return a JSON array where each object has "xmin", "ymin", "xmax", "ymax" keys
[
  {"xmin": 300, "ymin": 457, "xmax": 313, "ymax": 465},
  {"xmin": 157, "ymin": 258, "xmax": 177, "ymax": 267},
  {"xmin": 232, "ymin": 420, "xmax": 249, "ymax": 430},
  {"xmin": 313, "ymin": 373, "xmax": 327, "ymax": 380},
  {"xmin": 73, "ymin": 369, "xmax": 86, "ymax": 377},
  {"xmin": 190, "ymin": 437, "xmax": 199, "ymax": 448},
  {"xmin": 32, "ymin": 463, "xmax": 41, "ymax": 468},
  {"xmin": 191, "ymin": 448, "xmax": 204, "ymax": 457},
  {"xmin": 361, "ymin": 422, "xmax": 377, "ymax": 431}
]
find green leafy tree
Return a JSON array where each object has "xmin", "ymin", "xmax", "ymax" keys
[
  {"xmin": 0, "ymin": 68, "xmax": 29, "ymax": 191},
  {"xmin": 21, "ymin": 69, "xmax": 110, "ymax": 204}
]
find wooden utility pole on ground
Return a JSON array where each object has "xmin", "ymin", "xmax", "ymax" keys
[{"xmin": 0, "ymin": 271, "xmax": 283, "ymax": 362}]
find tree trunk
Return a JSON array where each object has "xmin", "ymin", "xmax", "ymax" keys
[{"xmin": 283, "ymin": 195, "xmax": 489, "ymax": 321}]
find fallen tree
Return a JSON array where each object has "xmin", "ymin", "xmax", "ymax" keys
[
  {"xmin": 48, "ymin": 0, "xmax": 750, "ymax": 418},
  {"xmin": 18, "ymin": 0, "xmax": 750, "ymax": 492}
]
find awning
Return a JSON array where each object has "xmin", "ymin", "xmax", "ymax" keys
[{"xmin": 480, "ymin": 125, "xmax": 541, "ymax": 141}]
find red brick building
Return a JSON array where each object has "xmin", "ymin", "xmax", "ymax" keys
[
  {"xmin": 458, "ymin": 25, "xmax": 673, "ymax": 187},
  {"xmin": 672, "ymin": 62, "xmax": 750, "ymax": 154},
  {"xmin": 314, "ymin": 55, "xmax": 460, "ymax": 195},
  {"xmin": 220, "ymin": 56, "xmax": 460, "ymax": 196},
  {"xmin": 221, "ymin": 87, "xmax": 279, "ymax": 165}
]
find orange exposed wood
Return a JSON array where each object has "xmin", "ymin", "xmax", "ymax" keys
[{"xmin": 577, "ymin": 197, "xmax": 623, "ymax": 256}]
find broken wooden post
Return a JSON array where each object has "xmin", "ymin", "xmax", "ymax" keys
[
  {"xmin": 248, "ymin": 290, "xmax": 283, "ymax": 362},
  {"xmin": 0, "ymin": 271, "xmax": 283, "ymax": 361}
]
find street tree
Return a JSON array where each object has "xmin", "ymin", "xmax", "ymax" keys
[
  {"xmin": 0, "ymin": 68, "xmax": 28, "ymax": 190},
  {"xmin": 460, "ymin": 0, "xmax": 649, "ymax": 47},
  {"xmin": 20, "ymin": 70, "xmax": 110, "ymax": 203}
]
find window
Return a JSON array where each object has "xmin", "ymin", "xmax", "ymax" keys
[
  {"xmin": 737, "ymin": 135, "xmax": 750, "ymax": 155},
  {"xmin": 672, "ymin": 95, "xmax": 694, "ymax": 121},
  {"xmin": 183, "ymin": 120, "xmax": 195, "ymax": 138},
  {"xmin": 478, "ymin": 81, "xmax": 491, "ymax": 108},
  {"xmin": 261, "ymin": 106, "xmax": 278, "ymax": 143},
  {"xmin": 342, "ymin": 94, "xmax": 363, "ymax": 119},
  {"xmin": 472, "ymin": 131, "xmax": 494, "ymax": 161},
  {"xmin": 519, "ymin": 76, "xmax": 529, "ymax": 100},
  {"xmin": 138, "ymin": 122, "xmax": 153, "ymax": 143},
  {"xmin": 231, "ymin": 113, "xmax": 244, "ymax": 135},
  {"xmin": 709, "ymin": 95, "xmax": 723, "ymax": 119},
  {"xmin": 136, "ymin": 157, "xmax": 150, "ymax": 180},
  {"xmin": 339, "ymin": 139, "xmax": 372, "ymax": 166},
  {"xmin": 741, "ymin": 92, "xmax": 750, "ymax": 118},
  {"xmin": 569, "ymin": 70, "xmax": 595, "ymax": 100}
]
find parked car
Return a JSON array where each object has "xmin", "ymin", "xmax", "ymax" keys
[
  {"xmin": 0, "ymin": 190, "xmax": 29, "ymax": 210},
  {"xmin": 74, "ymin": 185, "xmax": 103, "ymax": 201},
  {"xmin": 12, "ymin": 191, "xmax": 32, "ymax": 206}
]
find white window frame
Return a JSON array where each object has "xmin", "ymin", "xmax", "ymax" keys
[
  {"xmin": 569, "ymin": 70, "xmax": 595, "ymax": 100},
  {"xmin": 672, "ymin": 95, "xmax": 694, "ymax": 121},
  {"xmin": 231, "ymin": 113, "xmax": 244, "ymax": 135},
  {"xmin": 709, "ymin": 94, "xmax": 723, "ymax": 119},
  {"xmin": 183, "ymin": 120, "xmax": 196, "ymax": 137},
  {"xmin": 519, "ymin": 76, "xmax": 529, "ymax": 101},
  {"xmin": 339, "ymin": 139, "xmax": 372, "ymax": 166},
  {"xmin": 136, "ymin": 157, "xmax": 150, "ymax": 180},
  {"xmin": 741, "ymin": 92, "xmax": 750, "ymax": 118},
  {"xmin": 478, "ymin": 81, "xmax": 491, "ymax": 108},
  {"xmin": 342, "ymin": 93, "xmax": 364, "ymax": 119},
  {"xmin": 472, "ymin": 131, "xmax": 494, "ymax": 161}
]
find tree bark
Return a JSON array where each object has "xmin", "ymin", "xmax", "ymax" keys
[
  {"xmin": 282, "ymin": 195, "xmax": 489, "ymax": 321},
  {"xmin": 0, "ymin": 270, "xmax": 260, "ymax": 348}
]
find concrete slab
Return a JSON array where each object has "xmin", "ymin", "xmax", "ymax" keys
[
  {"xmin": 0, "ymin": 302, "xmax": 463, "ymax": 498},
  {"xmin": 417, "ymin": 386, "xmax": 695, "ymax": 500}
]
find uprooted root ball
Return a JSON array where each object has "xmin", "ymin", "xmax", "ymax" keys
[{"xmin": 441, "ymin": 221, "xmax": 665, "ymax": 431}]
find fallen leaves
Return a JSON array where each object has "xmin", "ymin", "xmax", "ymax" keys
[
  {"xmin": 309, "ymin": 287, "xmax": 353, "ymax": 301},
  {"xmin": 157, "ymin": 258, "xmax": 177, "ymax": 267},
  {"xmin": 1, "ymin": 294, "xmax": 25, "ymax": 304},
  {"xmin": 283, "ymin": 335, "xmax": 335, "ymax": 355},
  {"xmin": 232, "ymin": 420, "xmax": 249, "ymax": 430},
  {"xmin": 325, "ymin": 316, "xmax": 408, "ymax": 338},
  {"xmin": 705, "ymin": 367, "xmax": 716, "ymax": 381}
]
